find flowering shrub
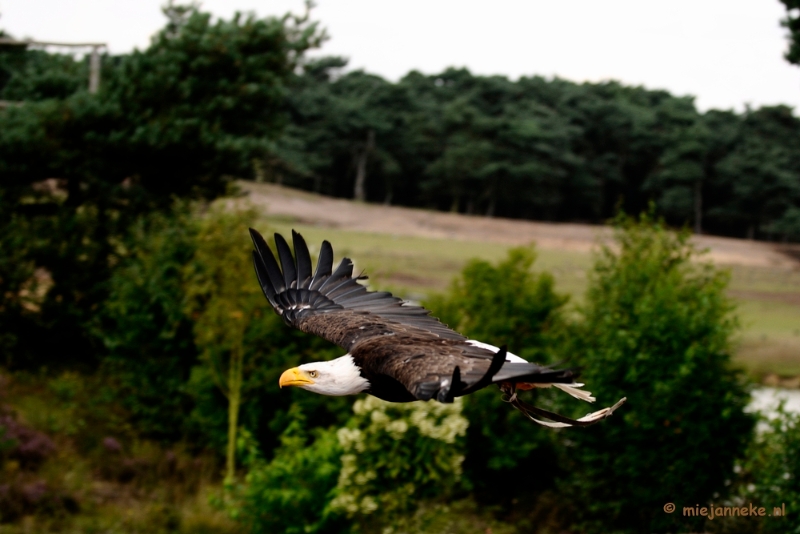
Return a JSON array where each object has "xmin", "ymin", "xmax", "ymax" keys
[
  {"xmin": 234, "ymin": 397, "xmax": 469, "ymax": 533},
  {"xmin": 0, "ymin": 410, "xmax": 55, "ymax": 470},
  {"xmin": 329, "ymin": 396, "xmax": 468, "ymax": 528}
]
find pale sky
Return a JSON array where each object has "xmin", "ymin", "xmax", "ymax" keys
[{"xmin": 1, "ymin": 0, "xmax": 799, "ymax": 112}]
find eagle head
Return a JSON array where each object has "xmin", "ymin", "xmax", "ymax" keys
[{"xmin": 278, "ymin": 355, "xmax": 370, "ymax": 396}]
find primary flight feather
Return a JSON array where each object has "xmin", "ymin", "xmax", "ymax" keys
[{"xmin": 250, "ymin": 228, "xmax": 625, "ymax": 427}]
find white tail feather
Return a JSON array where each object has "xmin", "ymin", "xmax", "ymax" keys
[
  {"xmin": 553, "ymin": 383, "xmax": 596, "ymax": 403},
  {"xmin": 574, "ymin": 398, "xmax": 627, "ymax": 422},
  {"xmin": 520, "ymin": 397, "xmax": 627, "ymax": 428}
]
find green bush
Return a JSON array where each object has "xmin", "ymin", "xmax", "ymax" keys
[
  {"xmin": 736, "ymin": 406, "xmax": 800, "ymax": 533},
  {"xmin": 233, "ymin": 404, "xmax": 346, "ymax": 534},
  {"xmin": 554, "ymin": 212, "xmax": 754, "ymax": 533},
  {"xmin": 0, "ymin": 207, "xmax": 40, "ymax": 368},
  {"xmin": 99, "ymin": 202, "xmax": 348, "ymax": 454},
  {"xmin": 183, "ymin": 205, "xmax": 269, "ymax": 479},
  {"xmin": 0, "ymin": 4, "xmax": 324, "ymax": 373},
  {"xmin": 426, "ymin": 247, "xmax": 567, "ymax": 361},
  {"xmin": 329, "ymin": 396, "xmax": 468, "ymax": 532},
  {"xmin": 235, "ymin": 396, "xmax": 469, "ymax": 534},
  {"xmin": 98, "ymin": 204, "xmax": 199, "ymax": 441},
  {"xmin": 426, "ymin": 246, "xmax": 569, "ymax": 501},
  {"xmin": 180, "ymin": 205, "xmax": 349, "ymax": 458}
]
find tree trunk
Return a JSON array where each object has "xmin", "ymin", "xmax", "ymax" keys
[
  {"xmin": 450, "ymin": 195, "xmax": 460, "ymax": 213},
  {"xmin": 353, "ymin": 129, "xmax": 375, "ymax": 202},
  {"xmin": 484, "ymin": 175, "xmax": 499, "ymax": 217},
  {"xmin": 225, "ymin": 335, "xmax": 244, "ymax": 484},
  {"xmin": 485, "ymin": 197, "xmax": 495, "ymax": 217},
  {"xmin": 693, "ymin": 180, "xmax": 702, "ymax": 234}
]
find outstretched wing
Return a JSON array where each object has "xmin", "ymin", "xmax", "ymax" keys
[
  {"xmin": 249, "ymin": 228, "xmax": 466, "ymax": 350},
  {"xmin": 250, "ymin": 228, "xmax": 575, "ymax": 402}
]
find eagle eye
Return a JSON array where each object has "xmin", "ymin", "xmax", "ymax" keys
[{"xmin": 308, "ymin": 370, "xmax": 318, "ymax": 378}]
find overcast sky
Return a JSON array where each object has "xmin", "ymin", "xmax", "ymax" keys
[{"xmin": 2, "ymin": 0, "xmax": 799, "ymax": 112}]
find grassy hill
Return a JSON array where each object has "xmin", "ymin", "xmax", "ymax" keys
[{"xmin": 240, "ymin": 181, "xmax": 800, "ymax": 380}]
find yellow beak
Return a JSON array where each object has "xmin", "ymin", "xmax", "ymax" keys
[{"xmin": 279, "ymin": 367, "xmax": 315, "ymax": 388}]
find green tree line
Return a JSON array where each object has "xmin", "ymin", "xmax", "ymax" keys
[
  {"xmin": 4, "ymin": 8, "xmax": 800, "ymax": 244},
  {"xmin": 269, "ymin": 61, "xmax": 800, "ymax": 241}
]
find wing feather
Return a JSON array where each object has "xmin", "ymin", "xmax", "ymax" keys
[
  {"xmin": 319, "ymin": 258, "xmax": 355, "ymax": 291},
  {"xmin": 250, "ymin": 229, "xmax": 465, "ymax": 349},
  {"xmin": 292, "ymin": 230, "xmax": 313, "ymax": 289},
  {"xmin": 310, "ymin": 240, "xmax": 334, "ymax": 290},
  {"xmin": 274, "ymin": 233, "xmax": 297, "ymax": 290},
  {"xmin": 251, "ymin": 252, "xmax": 277, "ymax": 306},
  {"xmin": 249, "ymin": 229, "xmax": 285, "ymax": 301}
]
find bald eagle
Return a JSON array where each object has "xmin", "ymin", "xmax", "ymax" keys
[{"xmin": 250, "ymin": 229, "xmax": 625, "ymax": 428}]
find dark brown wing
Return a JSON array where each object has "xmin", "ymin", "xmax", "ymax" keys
[
  {"xmin": 249, "ymin": 228, "xmax": 575, "ymax": 402},
  {"xmin": 249, "ymin": 228, "xmax": 465, "ymax": 349}
]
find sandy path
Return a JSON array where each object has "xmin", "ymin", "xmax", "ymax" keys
[{"xmin": 239, "ymin": 181, "xmax": 800, "ymax": 270}]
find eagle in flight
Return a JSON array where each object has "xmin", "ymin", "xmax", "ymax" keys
[{"xmin": 250, "ymin": 229, "xmax": 625, "ymax": 428}]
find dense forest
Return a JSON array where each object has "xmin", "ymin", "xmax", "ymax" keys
[
  {"xmin": 3, "ymin": 9, "xmax": 800, "ymax": 241},
  {"xmin": 272, "ymin": 61, "xmax": 800, "ymax": 242},
  {"xmin": 1, "ymin": 2, "xmax": 800, "ymax": 533}
]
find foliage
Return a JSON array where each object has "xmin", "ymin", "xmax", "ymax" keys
[
  {"xmin": 179, "ymin": 205, "xmax": 351, "ymax": 461},
  {"xmin": 713, "ymin": 106, "xmax": 800, "ymax": 239},
  {"xmin": 234, "ymin": 396, "xmax": 470, "ymax": 534},
  {"xmin": 101, "ymin": 4, "xmax": 325, "ymax": 198},
  {"xmin": 781, "ymin": 0, "xmax": 800, "ymax": 66},
  {"xmin": 273, "ymin": 63, "xmax": 800, "ymax": 241},
  {"xmin": 554, "ymin": 211, "xmax": 754, "ymax": 533},
  {"xmin": 379, "ymin": 498, "xmax": 518, "ymax": 534},
  {"xmin": 0, "ymin": 207, "xmax": 42, "ymax": 368},
  {"xmin": 0, "ymin": 370, "xmax": 241, "ymax": 533},
  {"xmin": 329, "ymin": 396, "xmax": 468, "ymax": 533},
  {"xmin": 233, "ymin": 405, "xmax": 346, "ymax": 534},
  {"xmin": 98, "ymin": 204, "xmax": 199, "ymax": 441},
  {"xmin": 0, "ymin": 3, "xmax": 323, "ymax": 371},
  {"xmin": 184, "ymin": 205, "xmax": 266, "ymax": 481},
  {"xmin": 99, "ymin": 199, "xmax": 350, "ymax": 455},
  {"xmin": 736, "ymin": 406, "xmax": 800, "ymax": 533},
  {"xmin": 426, "ymin": 247, "xmax": 568, "ymax": 501},
  {"xmin": 768, "ymin": 205, "xmax": 800, "ymax": 240},
  {"xmin": 0, "ymin": 48, "xmax": 89, "ymax": 101},
  {"xmin": 427, "ymin": 247, "xmax": 566, "ymax": 359}
]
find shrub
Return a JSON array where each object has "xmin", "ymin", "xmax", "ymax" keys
[
  {"xmin": 554, "ymin": 211, "xmax": 754, "ymax": 533},
  {"xmin": 0, "ymin": 204, "xmax": 49, "ymax": 369},
  {"xmin": 329, "ymin": 395, "xmax": 469, "ymax": 533},
  {"xmin": 183, "ymin": 205, "xmax": 268, "ymax": 480},
  {"xmin": 736, "ymin": 406, "xmax": 800, "ymax": 533},
  {"xmin": 235, "ymin": 396, "xmax": 469, "ymax": 534},
  {"xmin": 233, "ymin": 404, "xmax": 346, "ymax": 534},
  {"xmin": 181, "ymin": 206, "xmax": 349, "ymax": 462},
  {"xmin": 425, "ymin": 246, "xmax": 569, "ymax": 501},
  {"xmin": 98, "ymin": 204, "xmax": 199, "ymax": 441}
]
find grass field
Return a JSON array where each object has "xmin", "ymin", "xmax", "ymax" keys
[{"xmin": 262, "ymin": 217, "xmax": 800, "ymax": 381}]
